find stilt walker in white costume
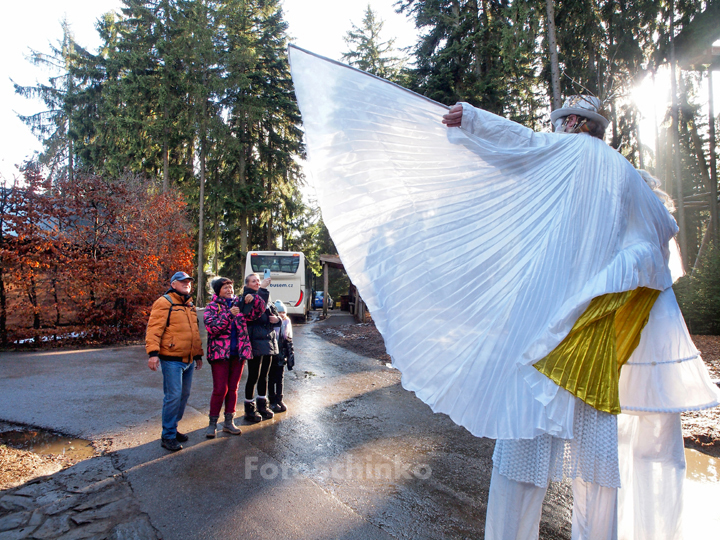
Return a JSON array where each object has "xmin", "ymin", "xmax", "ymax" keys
[
  {"xmin": 443, "ymin": 97, "xmax": 720, "ymax": 540},
  {"xmin": 442, "ymin": 98, "xmax": 622, "ymax": 540},
  {"xmin": 287, "ymin": 45, "xmax": 720, "ymax": 540}
]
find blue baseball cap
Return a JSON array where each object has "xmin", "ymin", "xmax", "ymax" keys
[{"xmin": 170, "ymin": 271, "xmax": 194, "ymax": 283}]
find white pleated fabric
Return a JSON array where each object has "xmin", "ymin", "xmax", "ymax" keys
[{"xmin": 289, "ymin": 46, "xmax": 678, "ymax": 440}]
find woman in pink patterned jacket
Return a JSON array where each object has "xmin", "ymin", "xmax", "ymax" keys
[{"xmin": 203, "ymin": 277, "xmax": 266, "ymax": 438}]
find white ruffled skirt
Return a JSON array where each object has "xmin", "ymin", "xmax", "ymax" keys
[{"xmin": 619, "ymin": 287, "xmax": 719, "ymax": 413}]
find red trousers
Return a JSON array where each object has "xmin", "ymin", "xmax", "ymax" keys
[{"xmin": 209, "ymin": 357, "xmax": 245, "ymax": 416}]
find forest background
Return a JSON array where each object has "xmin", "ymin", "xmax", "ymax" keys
[{"xmin": 1, "ymin": 0, "xmax": 719, "ymax": 347}]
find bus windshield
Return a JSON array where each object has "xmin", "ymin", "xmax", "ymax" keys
[{"xmin": 250, "ymin": 254, "xmax": 300, "ymax": 274}]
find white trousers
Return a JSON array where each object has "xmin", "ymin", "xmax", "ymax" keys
[
  {"xmin": 485, "ymin": 412, "xmax": 687, "ymax": 540},
  {"xmin": 617, "ymin": 413, "xmax": 685, "ymax": 540},
  {"xmin": 484, "ymin": 468, "xmax": 618, "ymax": 540}
]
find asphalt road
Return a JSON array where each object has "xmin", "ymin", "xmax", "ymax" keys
[{"xmin": 0, "ymin": 312, "xmax": 572, "ymax": 539}]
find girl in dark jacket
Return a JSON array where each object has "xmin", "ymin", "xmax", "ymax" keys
[
  {"xmin": 269, "ymin": 300, "xmax": 294, "ymax": 413},
  {"xmin": 243, "ymin": 273, "xmax": 281, "ymax": 421},
  {"xmin": 204, "ymin": 277, "xmax": 266, "ymax": 437}
]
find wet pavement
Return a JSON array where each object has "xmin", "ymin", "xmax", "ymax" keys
[
  {"xmin": 3, "ymin": 312, "xmax": 715, "ymax": 538},
  {"xmin": 684, "ymin": 449, "xmax": 720, "ymax": 536}
]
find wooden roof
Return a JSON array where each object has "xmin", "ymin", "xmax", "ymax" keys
[{"xmin": 319, "ymin": 254, "xmax": 344, "ymax": 270}]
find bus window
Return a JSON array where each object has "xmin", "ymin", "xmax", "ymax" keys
[{"xmin": 250, "ymin": 255, "xmax": 300, "ymax": 274}]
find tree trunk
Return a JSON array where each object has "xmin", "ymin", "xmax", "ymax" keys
[
  {"xmin": 265, "ymin": 126, "xmax": 274, "ymax": 250},
  {"xmin": 67, "ymin": 74, "xmax": 74, "ymax": 185},
  {"xmin": 610, "ymin": 101, "xmax": 619, "ymax": 149},
  {"xmin": 266, "ymin": 211, "xmax": 274, "ymax": 250},
  {"xmin": 653, "ymin": 72, "xmax": 663, "ymax": 183},
  {"xmin": 708, "ymin": 69, "xmax": 718, "ymax": 240},
  {"xmin": 187, "ymin": 139, "xmax": 195, "ymax": 186},
  {"xmin": 27, "ymin": 275, "xmax": 40, "ymax": 331},
  {"xmin": 669, "ymin": 0, "xmax": 688, "ymax": 268},
  {"xmin": 213, "ymin": 163, "xmax": 220, "ymax": 275},
  {"xmin": 477, "ymin": 0, "xmax": 489, "ymax": 80},
  {"xmin": 692, "ymin": 219, "xmax": 712, "ymax": 276},
  {"xmin": 51, "ymin": 271, "xmax": 61, "ymax": 326},
  {"xmin": 68, "ymin": 137, "xmax": 74, "ymax": 185},
  {"xmin": 322, "ymin": 262, "xmax": 329, "ymax": 319},
  {"xmin": 196, "ymin": 110, "xmax": 207, "ymax": 307},
  {"xmin": 545, "ymin": 0, "xmax": 562, "ymax": 110},
  {"xmin": 239, "ymin": 118, "xmax": 248, "ymax": 278},
  {"xmin": 163, "ymin": 131, "xmax": 169, "ymax": 193},
  {"xmin": 689, "ymin": 120, "xmax": 716, "ymax": 242}
]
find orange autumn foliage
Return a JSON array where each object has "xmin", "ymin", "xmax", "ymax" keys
[{"xmin": 0, "ymin": 170, "xmax": 195, "ymax": 346}]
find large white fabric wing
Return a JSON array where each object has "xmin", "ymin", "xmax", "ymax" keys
[{"xmin": 289, "ymin": 45, "xmax": 680, "ymax": 439}]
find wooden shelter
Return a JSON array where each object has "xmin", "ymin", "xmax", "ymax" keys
[{"xmin": 318, "ymin": 254, "xmax": 367, "ymax": 322}]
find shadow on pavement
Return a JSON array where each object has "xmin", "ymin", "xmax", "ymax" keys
[{"xmin": 0, "ymin": 320, "xmax": 573, "ymax": 540}]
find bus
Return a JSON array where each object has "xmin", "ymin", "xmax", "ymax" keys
[{"xmin": 244, "ymin": 251, "xmax": 311, "ymax": 321}]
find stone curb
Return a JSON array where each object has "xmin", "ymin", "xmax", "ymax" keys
[{"xmin": 0, "ymin": 456, "xmax": 157, "ymax": 540}]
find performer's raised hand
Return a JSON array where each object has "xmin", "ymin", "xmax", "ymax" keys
[{"xmin": 442, "ymin": 103, "xmax": 463, "ymax": 128}]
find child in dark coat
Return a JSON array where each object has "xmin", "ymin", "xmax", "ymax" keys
[{"xmin": 269, "ymin": 300, "xmax": 294, "ymax": 412}]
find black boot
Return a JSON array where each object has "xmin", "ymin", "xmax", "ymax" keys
[
  {"xmin": 244, "ymin": 401, "xmax": 262, "ymax": 423},
  {"xmin": 256, "ymin": 397, "xmax": 274, "ymax": 419},
  {"xmin": 270, "ymin": 395, "xmax": 287, "ymax": 413},
  {"xmin": 161, "ymin": 438, "xmax": 182, "ymax": 452}
]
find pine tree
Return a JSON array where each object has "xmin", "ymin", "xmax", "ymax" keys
[
  {"xmin": 13, "ymin": 20, "xmax": 83, "ymax": 182},
  {"xmin": 342, "ymin": 5, "xmax": 406, "ymax": 82},
  {"xmin": 216, "ymin": 0, "xmax": 306, "ymax": 279},
  {"xmin": 397, "ymin": 0, "xmax": 541, "ymax": 118}
]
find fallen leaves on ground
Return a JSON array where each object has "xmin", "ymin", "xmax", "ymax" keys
[
  {"xmin": 0, "ymin": 444, "xmax": 72, "ymax": 490},
  {"xmin": 313, "ymin": 322, "xmax": 391, "ymax": 362}
]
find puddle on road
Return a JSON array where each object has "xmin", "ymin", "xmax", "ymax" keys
[
  {"xmin": 0, "ymin": 429, "xmax": 94, "ymax": 460},
  {"xmin": 684, "ymin": 448, "xmax": 720, "ymax": 536},
  {"xmin": 685, "ymin": 447, "xmax": 719, "ymax": 482}
]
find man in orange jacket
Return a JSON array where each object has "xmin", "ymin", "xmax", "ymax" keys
[{"xmin": 146, "ymin": 271, "xmax": 204, "ymax": 451}]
